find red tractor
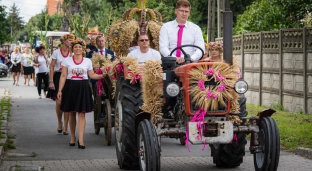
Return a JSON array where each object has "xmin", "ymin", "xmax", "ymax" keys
[{"xmin": 107, "ymin": 1, "xmax": 280, "ymax": 171}]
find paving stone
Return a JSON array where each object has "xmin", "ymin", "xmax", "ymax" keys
[{"xmin": 1, "ymin": 155, "xmax": 312, "ymax": 171}]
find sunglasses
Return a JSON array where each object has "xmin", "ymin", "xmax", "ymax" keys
[{"xmin": 139, "ymin": 39, "xmax": 149, "ymax": 42}]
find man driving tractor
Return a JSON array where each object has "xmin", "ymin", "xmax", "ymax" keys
[{"xmin": 159, "ymin": 0, "xmax": 205, "ymax": 64}]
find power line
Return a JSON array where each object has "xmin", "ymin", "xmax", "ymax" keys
[{"xmin": 1, "ymin": 0, "xmax": 60, "ymax": 9}]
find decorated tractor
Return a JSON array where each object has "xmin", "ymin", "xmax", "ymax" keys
[{"xmin": 95, "ymin": 0, "xmax": 280, "ymax": 170}]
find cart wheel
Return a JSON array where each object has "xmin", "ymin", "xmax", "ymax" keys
[
  {"xmin": 137, "ymin": 119, "xmax": 161, "ymax": 171},
  {"xmin": 93, "ymin": 94, "xmax": 101, "ymax": 135},
  {"xmin": 254, "ymin": 117, "xmax": 280, "ymax": 171},
  {"xmin": 104, "ymin": 99, "xmax": 112, "ymax": 146}
]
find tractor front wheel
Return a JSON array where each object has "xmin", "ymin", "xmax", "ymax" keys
[
  {"xmin": 254, "ymin": 117, "xmax": 280, "ymax": 171},
  {"xmin": 137, "ymin": 119, "xmax": 161, "ymax": 171},
  {"xmin": 115, "ymin": 79, "xmax": 142, "ymax": 169}
]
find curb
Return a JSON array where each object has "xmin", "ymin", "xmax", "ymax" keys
[
  {"xmin": 0, "ymin": 92, "xmax": 10, "ymax": 165},
  {"xmin": 294, "ymin": 147, "xmax": 312, "ymax": 159}
]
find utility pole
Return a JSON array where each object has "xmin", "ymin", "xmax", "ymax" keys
[
  {"xmin": 217, "ymin": 0, "xmax": 224, "ymax": 38},
  {"xmin": 223, "ymin": 0, "xmax": 233, "ymax": 65},
  {"xmin": 207, "ymin": 0, "xmax": 216, "ymax": 42}
]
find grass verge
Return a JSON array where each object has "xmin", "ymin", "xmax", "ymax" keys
[{"xmin": 247, "ymin": 104, "xmax": 312, "ymax": 152}]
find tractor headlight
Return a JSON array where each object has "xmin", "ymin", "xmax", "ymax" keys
[
  {"xmin": 166, "ymin": 83, "xmax": 180, "ymax": 97},
  {"xmin": 234, "ymin": 80, "xmax": 248, "ymax": 94}
]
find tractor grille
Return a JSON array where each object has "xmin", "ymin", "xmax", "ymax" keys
[{"xmin": 190, "ymin": 78, "xmax": 227, "ymax": 113}]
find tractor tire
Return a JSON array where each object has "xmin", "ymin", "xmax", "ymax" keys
[
  {"xmin": 254, "ymin": 117, "xmax": 280, "ymax": 171},
  {"xmin": 137, "ymin": 119, "xmax": 161, "ymax": 171},
  {"xmin": 211, "ymin": 94, "xmax": 248, "ymax": 168},
  {"xmin": 115, "ymin": 78, "xmax": 143, "ymax": 169}
]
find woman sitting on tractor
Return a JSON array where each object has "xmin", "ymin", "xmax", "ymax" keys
[{"xmin": 203, "ymin": 42, "xmax": 223, "ymax": 62}]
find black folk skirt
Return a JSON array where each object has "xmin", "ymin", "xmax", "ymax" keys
[
  {"xmin": 11, "ymin": 63, "xmax": 21, "ymax": 72},
  {"xmin": 47, "ymin": 72, "xmax": 61, "ymax": 100},
  {"xmin": 60, "ymin": 79, "xmax": 94, "ymax": 113},
  {"xmin": 23, "ymin": 66, "xmax": 34, "ymax": 75}
]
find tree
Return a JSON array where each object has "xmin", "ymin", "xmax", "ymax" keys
[
  {"xmin": 274, "ymin": 0, "xmax": 312, "ymax": 26},
  {"xmin": 0, "ymin": 1, "xmax": 10, "ymax": 45},
  {"xmin": 80, "ymin": 0, "xmax": 114, "ymax": 33},
  {"xmin": 234, "ymin": 0, "xmax": 288, "ymax": 34},
  {"xmin": 60, "ymin": 0, "xmax": 82, "ymax": 31},
  {"xmin": 234, "ymin": 0, "xmax": 312, "ymax": 34},
  {"xmin": 7, "ymin": 3, "xmax": 24, "ymax": 38}
]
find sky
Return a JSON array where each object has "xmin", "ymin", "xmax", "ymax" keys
[{"xmin": 0, "ymin": 0, "xmax": 46, "ymax": 22}]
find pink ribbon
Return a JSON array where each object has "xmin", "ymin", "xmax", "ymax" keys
[
  {"xmin": 206, "ymin": 90, "xmax": 219, "ymax": 99},
  {"xmin": 185, "ymin": 108, "xmax": 207, "ymax": 152},
  {"xmin": 96, "ymin": 68, "xmax": 103, "ymax": 96},
  {"xmin": 216, "ymin": 72, "xmax": 226, "ymax": 81},
  {"xmin": 106, "ymin": 66, "xmax": 111, "ymax": 72},
  {"xmin": 128, "ymin": 72, "xmax": 142, "ymax": 84},
  {"xmin": 197, "ymin": 80, "xmax": 205, "ymax": 91},
  {"xmin": 111, "ymin": 74, "xmax": 117, "ymax": 80},
  {"xmin": 238, "ymin": 72, "xmax": 242, "ymax": 78},
  {"xmin": 230, "ymin": 134, "xmax": 238, "ymax": 144},
  {"xmin": 204, "ymin": 68, "xmax": 215, "ymax": 76},
  {"xmin": 217, "ymin": 83, "xmax": 226, "ymax": 92},
  {"xmin": 114, "ymin": 63, "xmax": 123, "ymax": 74}
]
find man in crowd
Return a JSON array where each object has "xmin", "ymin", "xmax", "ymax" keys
[
  {"xmin": 159, "ymin": 0, "xmax": 205, "ymax": 64},
  {"xmin": 87, "ymin": 35, "xmax": 114, "ymax": 61},
  {"xmin": 127, "ymin": 34, "xmax": 161, "ymax": 63},
  {"xmin": 86, "ymin": 35, "xmax": 97, "ymax": 53}
]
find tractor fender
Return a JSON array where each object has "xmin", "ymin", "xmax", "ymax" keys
[
  {"xmin": 135, "ymin": 112, "xmax": 151, "ymax": 136},
  {"xmin": 257, "ymin": 108, "xmax": 276, "ymax": 124}
]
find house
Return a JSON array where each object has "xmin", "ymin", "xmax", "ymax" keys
[{"xmin": 46, "ymin": 0, "xmax": 64, "ymax": 16}]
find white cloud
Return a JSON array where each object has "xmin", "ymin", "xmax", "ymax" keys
[{"xmin": 0, "ymin": 0, "xmax": 46, "ymax": 22}]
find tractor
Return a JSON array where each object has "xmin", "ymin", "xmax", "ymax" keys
[{"xmin": 106, "ymin": 0, "xmax": 280, "ymax": 171}]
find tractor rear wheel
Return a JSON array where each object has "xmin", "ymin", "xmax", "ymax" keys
[
  {"xmin": 115, "ymin": 78, "xmax": 143, "ymax": 169},
  {"xmin": 211, "ymin": 94, "xmax": 248, "ymax": 168},
  {"xmin": 254, "ymin": 117, "xmax": 280, "ymax": 171},
  {"xmin": 137, "ymin": 119, "xmax": 161, "ymax": 171}
]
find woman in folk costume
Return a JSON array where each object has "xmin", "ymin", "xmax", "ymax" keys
[
  {"xmin": 11, "ymin": 46, "xmax": 22, "ymax": 86},
  {"xmin": 205, "ymin": 42, "xmax": 223, "ymax": 61},
  {"xmin": 57, "ymin": 37, "xmax": 107, "ymax": 149},
  {"xmin": 33, "ymin": 45, "xmax": 49, "ymax": 98},
  {"xmin": 21, "ymin": 48, "xmax": 34, "ymax": 86},
  {"xmin": 47, "ymin": 33, "xmax": 74, "ymax": 135}
]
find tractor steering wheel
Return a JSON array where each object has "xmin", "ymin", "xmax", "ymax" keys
[{"xmin": 169, "ymin": 44, "xmax": 204, "ymax": 63}]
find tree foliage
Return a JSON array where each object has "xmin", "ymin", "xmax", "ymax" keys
[
  {"xmin": 234, "ymin": 0, "xmax": 312, "ymax": 34},
  {"xmin": 7, "ymin": 3, "xmax": 24, "ymax": 37},
  {"xmin": 0, "ymin": 1, "xmax": 10, "ymax": 45}
]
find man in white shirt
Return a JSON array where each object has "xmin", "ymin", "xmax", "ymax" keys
[
  {"xmin": 127, "ymin": 34, "xmax": 161, "ymax": 63},
  {"xmin": 159, "ymin": 0, "xmax": 205, "ymax": 64}
]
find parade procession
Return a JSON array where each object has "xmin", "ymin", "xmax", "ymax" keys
[{"xmin": 4, "ymin": 0, "xmax": 312, "ymax": 170}]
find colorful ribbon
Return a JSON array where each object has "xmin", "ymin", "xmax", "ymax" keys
[
  {"xmin": 185, "ymin": 108, "xmax": 207, "ymax": 152},
  {"xmin": 204, "ymin": 68, "xmax": 215, "ymax": 76},
  {"xmin": 96, "ymin": 68, "xmax": 103, "ymax": 96},
  {"xmin": 128, "ymin": 72, "xmax": 142, "ymax": 84}
]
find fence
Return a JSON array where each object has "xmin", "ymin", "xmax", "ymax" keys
[{"xmin": 216, "ymin": 27, "xmax": 312, "ymax": 114}]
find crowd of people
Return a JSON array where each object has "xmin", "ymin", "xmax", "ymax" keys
[{"xmin": 0, "ymin": 0, "xmax": 225, "ymax": 150}]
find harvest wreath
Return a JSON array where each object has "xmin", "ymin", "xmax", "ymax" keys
[{"xmin": 189, "ymin": 58, "xmax": 242, "ymax": 124}]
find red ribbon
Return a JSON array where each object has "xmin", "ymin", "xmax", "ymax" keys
[
  {"xmin": 114, "ymin": 63, "xmax": 123, "ymax": 74},
  {"xmin": 96, "ymin": 68, "xmax": 103, "ymax": 96},
  {"xmin": 128, "ymin": 72, "xmax": 142, "ymax": 84}
]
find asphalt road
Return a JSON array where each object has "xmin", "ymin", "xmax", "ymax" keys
[{"xmin": 1, "ymin": 77, "xmax": 312, "ymax": 171}]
